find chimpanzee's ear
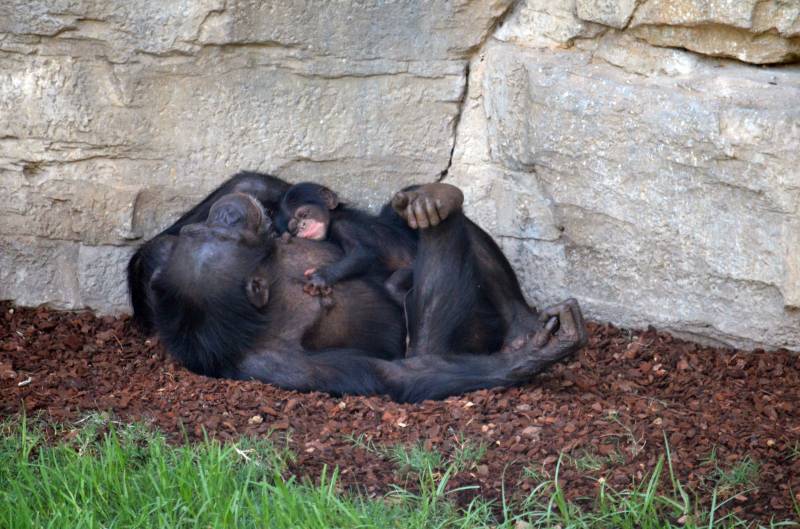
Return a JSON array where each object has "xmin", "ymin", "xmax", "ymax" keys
[
  {"xmin": 321, "ymin": 187, "xmax": 339, "ymax": 210},
  {"xmin": 245, "ymin": 266, "xmax": 270, "ymax": 308}
]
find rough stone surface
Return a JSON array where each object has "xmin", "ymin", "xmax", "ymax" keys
[
  {"xmin": 0, "ymin": 0, "xmax": 512, "ymax": 313},
  {"xmin": 2, "ymin": 0, "xmax": 799, "ymax": 350},
  {"xmin": 576, "ymin": 0, "xmax": 638, "ymax": 29},
  {"xmin": 629, "ymin": 0, "xmax": 800, "ymax": 64},
  {"xmin": 449, "ymin": 29, "xmax": 800, "ymax": 351},
  {"xmin": 629, "ymin": 24, "xmax": 800, "ymax": 65},
  {"xmin": 494, "ymin": 0, "xmax": 604, "ymax": 48}
]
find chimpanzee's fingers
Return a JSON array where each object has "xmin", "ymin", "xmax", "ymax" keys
[
  {"xmin": 413, "ymin": 199, "xmax": 430, "ymax": 229},
  {"xmin": 425, "ymin": 197, "xmax": 441, "ymax": 226},
  {"xmin": 556, "ymin": 304, "xmax": 578, "ymax": 340},
  {"xmin": 405, "ymin": 204, "xmax": 417, "ymax": 229},
  {"xmin": 530, "ymin": 317, "xmax": 559, "ymax": 348},
  {"xmin": 434, "ymin": 199, "xmax": 445, "ymax": 222},
  {"xmin": 567, "ymin": 299, "xmax": 588, "ymax": 347},
  {"xmin": 304, "ymin": 268, "xmax": 316, "ymax": 277},
  {"xmin": 530, "ymin": 331, "xmax": 549, "ymax": 348},
  {"xmin": 392, "ymin": 191, "xmax": 409, "ymax": 212},
  {"xmin": 538, "ymin": 304, "xmax": 562, "ymax": 322}
]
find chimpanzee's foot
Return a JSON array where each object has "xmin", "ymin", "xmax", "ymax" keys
[
  {"xmin": 502, "ymin": 317, "xmax": 557, "ymax": 352},
  {"xmin": 504, "ymin": 298, "xmax": 588, "ymax": 381},
  {"xmin": 391, "ymin": 183, "xmax": 464, "ymax": 229},
  {"xmin": 501, "ymin": 308, "xmax": 546, "ymax": 352}
]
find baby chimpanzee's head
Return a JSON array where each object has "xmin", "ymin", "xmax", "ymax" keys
[{"xmin": 276, "ymin": 182, "xmax": 340, "ymax": 241}]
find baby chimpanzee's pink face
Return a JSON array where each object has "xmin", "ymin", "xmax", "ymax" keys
[{"xmin": 289, "ymin": 204, "xmax": 329, "ymax": 241}]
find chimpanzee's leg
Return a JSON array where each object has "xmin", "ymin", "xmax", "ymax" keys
[
  {"xmin": 234, "ymin": 299, "xmax": 587, "ymax": 403},
  {"xmin": 406, "ymin": 211, "xmax": 507, "ymax": 356},
  {"xmin": 384, "ymin": 268, "xmax": 413, "ymax": 305},
  {"xmin": 465, "ymin": 220, "xmax": 543, "ymax": 350},
  {"xmin": 393, "ymin": 183, "xmax": 543, "ymax": 353},
  {"xmin": 392, "ymin": 184, "xmax": 504, "ymax": 356}
]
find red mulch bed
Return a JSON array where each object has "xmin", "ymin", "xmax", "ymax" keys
[{"xmin": 1, "ymin": 301, "xmax": 798, "ymax": 521}]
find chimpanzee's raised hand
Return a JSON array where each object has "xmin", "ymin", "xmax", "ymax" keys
[{"xmin": 391, "ymin": 183, "xmax": 464, "ymax": 229}]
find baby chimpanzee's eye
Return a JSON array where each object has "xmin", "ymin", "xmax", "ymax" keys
[{"xmin": 297, "ymin": 209, "xmax": 307, "ymax": 219}]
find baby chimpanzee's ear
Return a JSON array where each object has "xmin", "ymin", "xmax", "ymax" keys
[{"xmin": 321, "ymin": 187, "xmax": 339, "ymax": 210}]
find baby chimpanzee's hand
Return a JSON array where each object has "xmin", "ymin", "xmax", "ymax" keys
[{"xmin": 303, "ymin": 268, "xmax": 333, "ymax": 297}]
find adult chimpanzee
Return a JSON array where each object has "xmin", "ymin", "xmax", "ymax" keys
[
  {"xmin": 127, "ymin": 172, "xmax": 587, "ymax": 402},
  {"xmin": 275, "ymin": 182, "xmax": 417, "ymax": 301}
]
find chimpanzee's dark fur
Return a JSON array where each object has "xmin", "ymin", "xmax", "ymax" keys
[
  {"xmin": 127, "ymin": 172, "xmax": 290, "ymax": 333},
  {"xmin": 126, "ymin": 173, "xmax": 588, "ymax": 402},
  {"xmin": 275, "ymin": 182, "xmax": 417, "ymax": 299}
]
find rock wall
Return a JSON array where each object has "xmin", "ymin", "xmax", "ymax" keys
[{"xmin": 2, "ymin": 0, "xmax": 798, "ymax": 351}]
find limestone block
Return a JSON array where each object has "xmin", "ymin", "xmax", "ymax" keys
[
  {"xmin": 628, "ymin": 0, "xmax": 800, "ymax": 64},
  {"xmin": 450, "ymin": 38, "xmax": 800, "ymax": 350},
  {"xmin": 197, "ymin": 0, "xmax": 513, "ymax": 60},
  {"xmin": 78, "ymin": 245, "xmax": 137, "ymax": 314},
  {"xmin": 631, "ymin": 0, "xmax": 800, "ymax": 36},
  {"xmin": 576, "ymin": 0, "xmax": 638, "ymax": 29},
  {"xmin": 449, "ymin": 55, "xmax": 561, "ymax": 244},
  {"xmin": 494, "ymin": 0, "xmax": 604, "ymax": 48},
  {"xmin": 0, "ymin": 237, "xmax": 80, "ymax": 309},
  {"xmin": 0, "ymin": 0, "xmax": 511, "ymax": 61},
  {"xmin": 585, "ymin": 31, "xmax": 700, "ymax": 77},
  {"xmin": 630, "ymin": 24, "xmax": 800, "ymax": 64},
  {"xmin": 0, "ymin": 0, "xmax": 226, "ymax": 61},
  {"xmin": 0, "ymin": 167, "xmax": 143, "ymax": 245},
  {"xmin": 784, "ymin": 218, "xmax": 800, "ymax": 309},
  {"xmin": 752, "ymin": 1, "xmax": 800, "ymax": 37}
]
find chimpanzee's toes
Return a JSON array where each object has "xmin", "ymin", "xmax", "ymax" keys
[{"xmin": 501, "ymin": 336, "xmax": 526, "ymax": 352}]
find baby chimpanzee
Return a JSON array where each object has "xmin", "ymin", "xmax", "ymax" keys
[{"xmin": 276, "ymin": 182, "xmax": 417, "ymax": 302}]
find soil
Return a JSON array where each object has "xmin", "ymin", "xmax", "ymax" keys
[{"xmin": 1, "ymin": 301, "xmax": 798, "ymax": 521}]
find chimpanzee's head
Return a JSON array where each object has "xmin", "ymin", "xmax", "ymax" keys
[
  {"xmin": 148, "ymin": 192, "xmax": 276, "ymax": 376},
  {"xmin": 275, "ymin": 182, "xmax": 339, "ymax": 241}
]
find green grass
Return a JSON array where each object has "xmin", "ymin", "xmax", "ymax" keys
[
  {"xmin": 700, "ymin": 447, "xmax": 762, "ymax": 497},
  {"xmin": 567, "ymin": 447, "xmax": 626, "ymax": 472},
  {"xmin": 787, "ymin": 441, "xmax": 800, "ymax": 462},
  {"xmin": 0, "ymin": 414, "xmax": 797, "ymax": 529}
]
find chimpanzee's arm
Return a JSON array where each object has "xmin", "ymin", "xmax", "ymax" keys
[
  {"xmin": 307, "ymin": 221, "xmax": 379, "ymax": 288},
  {"xmin": 232, "ymin": 299, "xmax": 586, "ymax": 403}
]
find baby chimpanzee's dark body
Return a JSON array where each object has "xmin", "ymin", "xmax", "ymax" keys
[{"xmin": 276, "ymin": 182, "xmax": 417, "ymax": 302}]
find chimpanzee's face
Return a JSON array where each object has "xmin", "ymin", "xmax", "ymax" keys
[
  {"xmin": 154, "ymin": 193, "xmax": 275, "ymax": 310},
  {"xmin": 274, "ymin": 183, "xmax": 338, "ymax": 241},
  {"xmin": 287, "ymin": 204, "xmax": 329, "ymax": 241}
]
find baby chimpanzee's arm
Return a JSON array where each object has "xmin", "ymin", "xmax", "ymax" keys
[{"xmin": 305, "ymin": 219, "xmax": 380, "ymax": 293}]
